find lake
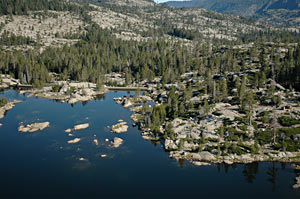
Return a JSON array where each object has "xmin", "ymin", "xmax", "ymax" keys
[{"xmin": 0, "ymin": 89, "xmax": 300, "ymax": 199}]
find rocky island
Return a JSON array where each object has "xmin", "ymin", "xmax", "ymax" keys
[{"xmin": 18, "ymin": 122, "xmax": 50, "ymax": 133}]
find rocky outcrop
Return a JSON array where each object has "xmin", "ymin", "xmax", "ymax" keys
[
  {"xmin": 111, "ymin": 122, "xmax": 128, "ymax": 133},
  {"xmin": 74, "ymin": 123, "xmax": 89, "ymax": 131},
  {"xmin": 192, "ymin": 151, "xmax": 217, "ymax": 162},
  {"xmin": 18, "ymin": 122, "xmax": 50, "ymax": 133},
  {"xmin": 114, "ymin": 97, "xmax": 133, "ymax": 108},
  {"xmin": 111, "ymin": 137, "xmax": 123, "ymax": 148}
]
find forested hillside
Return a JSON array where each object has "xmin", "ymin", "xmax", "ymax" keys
[{"xmin": 0, "ymin": 0, "xmax": 300, "ymax": 91}]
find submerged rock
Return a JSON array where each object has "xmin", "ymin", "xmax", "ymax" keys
[
  {"xmin": 293, "ymin": 175, "xmax": 300, "ymax": 189},
  {"xmin": 18, "ymin": 122, "xmax": 50, "ymax": 133},
  {"xmin": 67, "ymin": 138, "xmax": 81, "ymax": 144},
  {"xmin": 74, "ymin": 123, "xmax": 89, "ymax": 131},
  {"xmin": 111, "ymin": 137, "xmax": 123, "ymax": 148},
  {"xmin": 192, "ymin": 161, "xmax": 211, "ymax": 166}
]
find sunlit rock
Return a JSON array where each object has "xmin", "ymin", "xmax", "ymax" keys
[
  {"xmin": 67, "ymin": 138, "xmax": 81, "ymax": 144},
  {"xmin": 111, "ymin": 137, "xmax": 123, "ymax": 148},
  {"xmin": 18, "ymin": 122, "xmax": 50, "ymax": 133},
  {"xmin": 74, "ymin": 123, "xmax": 89, "ymax": 131}
]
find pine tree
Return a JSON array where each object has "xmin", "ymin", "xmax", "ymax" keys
[{"xmin": 221, "ymin": 78, "xmax": 228, "ymax": 101}]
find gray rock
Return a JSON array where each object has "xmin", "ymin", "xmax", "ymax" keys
[
  {"xmin": 165, "ymin": 139, "xmax": 178, "ymax": 150},
  {"xmin": 201, "ymin": 131, "xmax": 219, "ymax": 140},
  {"xmin": 192, "ymin": 151, "xmax": 216, "ymax": 161}
]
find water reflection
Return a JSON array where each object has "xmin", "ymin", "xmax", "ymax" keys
[
  {"xmin": 268, "ymin": 162, "xmax": 278, "ymax": 192},
  {"xmin": 242, "ymin": 162, "xmax": 259, "ymax": 184}
]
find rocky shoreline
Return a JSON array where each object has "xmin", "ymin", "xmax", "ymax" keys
[
  {"xmin": 111, "ymin": 83, "xmax": 300, "ymax": 168},
  {"xmin": 2, "ymin": 74, "xmax": 300, "ymax": 169},
  {"xmin": 1, "ymin": 74, "xmax": 107, "ymax": 104},
  {"xmin": 0, "ymin": 100, "xmax": 22, "ymax": 120}
]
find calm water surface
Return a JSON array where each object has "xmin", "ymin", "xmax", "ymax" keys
[{"xmin": 0, "ymin": 90, "xmax": 300, "ymax": 199}]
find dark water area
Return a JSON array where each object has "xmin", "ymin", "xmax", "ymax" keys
[{"xmin": 0, "ymin": 90, "xmax": 300, "ymax": 199}]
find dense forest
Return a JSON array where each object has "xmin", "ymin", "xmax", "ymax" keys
[
  {"xmin": 1, "ymin": 22, "xmax": 300, "ymax": 90},
  {"xmin": 0, "ymin": 0, "xmax": 300, "ymax": 92}
]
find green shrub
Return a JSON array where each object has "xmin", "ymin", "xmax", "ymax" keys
[
  {"xmin": 278, "ymin": 128, "xmax": 300, "ymax": 137},
  {"xmin": 0, "ymin": 96, "xmax": 8, "ymax": 107},
  {"xmin": 256, "ymin": 130, "xmax": 273, "ymax": 145},
  {"xmin": 278, "ymin": 116, "xmax": 300, "ymax": 127},
  {"xmin": 52, "ymin": 84, "xmax": 62, "ymax": 92},
  {"xmin": 228, "ymin": 144, "xmax": 246, "ymax": 155},
  {"xmin": 226, "ymin": 134, "xmax": 239, "ymax": 141},
  {"xmin": 207, "ymin": 138, "xmax": 220, "ymax": 142},
  {"xmin": 238, "ymin": 125, "xmax": 248, "ymax": 132},
  {"xmin": 236, "ymin": 116, "xmax": 249, "ymax": 124}
]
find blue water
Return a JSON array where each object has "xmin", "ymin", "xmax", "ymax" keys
[{"xmin": 0, "ymin": 90, "xmax": 299, "ymax": 199}]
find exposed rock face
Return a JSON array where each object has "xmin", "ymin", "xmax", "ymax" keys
[
  {"xmin": 111, "ymin": 137, "xmax": 123, "ymax": 148},
  {"xmin": 67, "ymin": 138, "xmax": 81, "ymax": 144},
  {"xmin": 198, "ymin": 116, "xmax": 223, "ymax": 132},
  {"xmin": 201, "ymin": 131, "xmax": 220, "ymax": 140},
  {"xmin": 74, "ymin": 123, "xmax": 89, "ymax": 131},
  {"xmin": 111, "ymin": 122, "xmax": 128, "ymax": 133},
  {"xmin": 18, "ymin": 122, "xmax": 50, "ymax": 133}
]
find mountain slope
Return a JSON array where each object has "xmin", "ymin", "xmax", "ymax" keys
[{"xmin": 165, "ymin": 0, "xmax": 300, "ymax": 16}]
